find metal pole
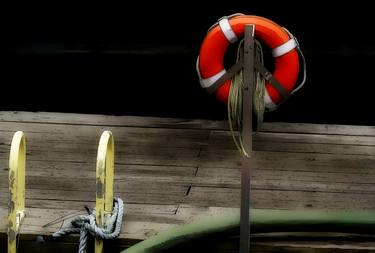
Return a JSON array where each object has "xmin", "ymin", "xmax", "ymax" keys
[{"xmin": 239, "ymin": 24, "xmax": 255, "ymax": 253}]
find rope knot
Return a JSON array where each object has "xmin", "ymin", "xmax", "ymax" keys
[{"xmin": 52, "ymin": 197, "xmax": 124, "ymax": 253}]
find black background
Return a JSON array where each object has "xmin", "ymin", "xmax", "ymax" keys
[{"xmin": 3, "ymin": 1, "xmax": 375, "ymax": 125}]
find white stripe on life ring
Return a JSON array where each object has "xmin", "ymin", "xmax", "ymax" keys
[
  {"xmin": 199, "ymin": 69, "xmax": 226, "ymax": 89},
  {"xmin": 272, "ymin": 37, "xmax": 298, "ymax": 57},
  {"xmin": 219, "ymin": 17, "xmax": 238, "ymax": 43},
  {"xmin": 264, "ymin": 90, "xmax": 278, "ymax": 111}
]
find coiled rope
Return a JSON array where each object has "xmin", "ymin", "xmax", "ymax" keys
[
  {"xmin": 53, "ymin": 197, "xmax": 124, "ymax": 253},
  {"xmin": 228, "ymin": 39, "xmax": 265, "ymax": 157}
]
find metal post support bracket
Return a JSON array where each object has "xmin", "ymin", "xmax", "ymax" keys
[
  {"xmin": 95, "ymin": 131, "xmax": 115, "ymax": 253},
  {"xmin": 8, "ymin": 131, "xmax": 26, "ymax": 253}
]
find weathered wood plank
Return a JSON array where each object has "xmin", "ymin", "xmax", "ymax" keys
[
  {"xmin": 0, "ymin": 111, "xmax": 374, "ymax": 135},
  {"xmin": 210, "ymin": 131, "xmax": 375, "ymax": 146},
  {"xmin": 0, "ymin": 111, "xmax": 228, "ymax": 130},
  {"xmin": 0, "ymin": 147, "xmax": 371, "ymax": 169},
  {"xmin": 186, "ymin": 187, "xmax": 375, "ymax": 209},
  {"xmin": 0, "ymin": 121, "xmax": 373, "ymax": 148}
]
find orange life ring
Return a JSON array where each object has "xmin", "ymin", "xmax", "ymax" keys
[{"xmin": 197, "ymin": 14, "xmax": 300, "ymax": 110}]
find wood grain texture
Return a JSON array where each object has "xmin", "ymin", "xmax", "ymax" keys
[{"xmin": 0, "ymin": 111, "xmax": 373, "ymax": 252}]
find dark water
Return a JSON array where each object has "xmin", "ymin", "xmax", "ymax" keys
[{"xmin": 3, "ymin": 1, "xmax": 375, "ymax": 125}]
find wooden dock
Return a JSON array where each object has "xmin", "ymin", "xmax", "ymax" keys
[{"xmin": 0, "ymin": 111, "xmax": 374, "ymax": 252}]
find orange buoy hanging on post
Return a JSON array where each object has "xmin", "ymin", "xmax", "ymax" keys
[{"xmin": 197, "ymin": 14, "xmax": 302, "ymax": 110}]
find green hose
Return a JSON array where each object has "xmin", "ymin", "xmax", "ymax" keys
[{"xmin": 122, "ymin": 209, "xmax": 375, "ymax": 253}]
